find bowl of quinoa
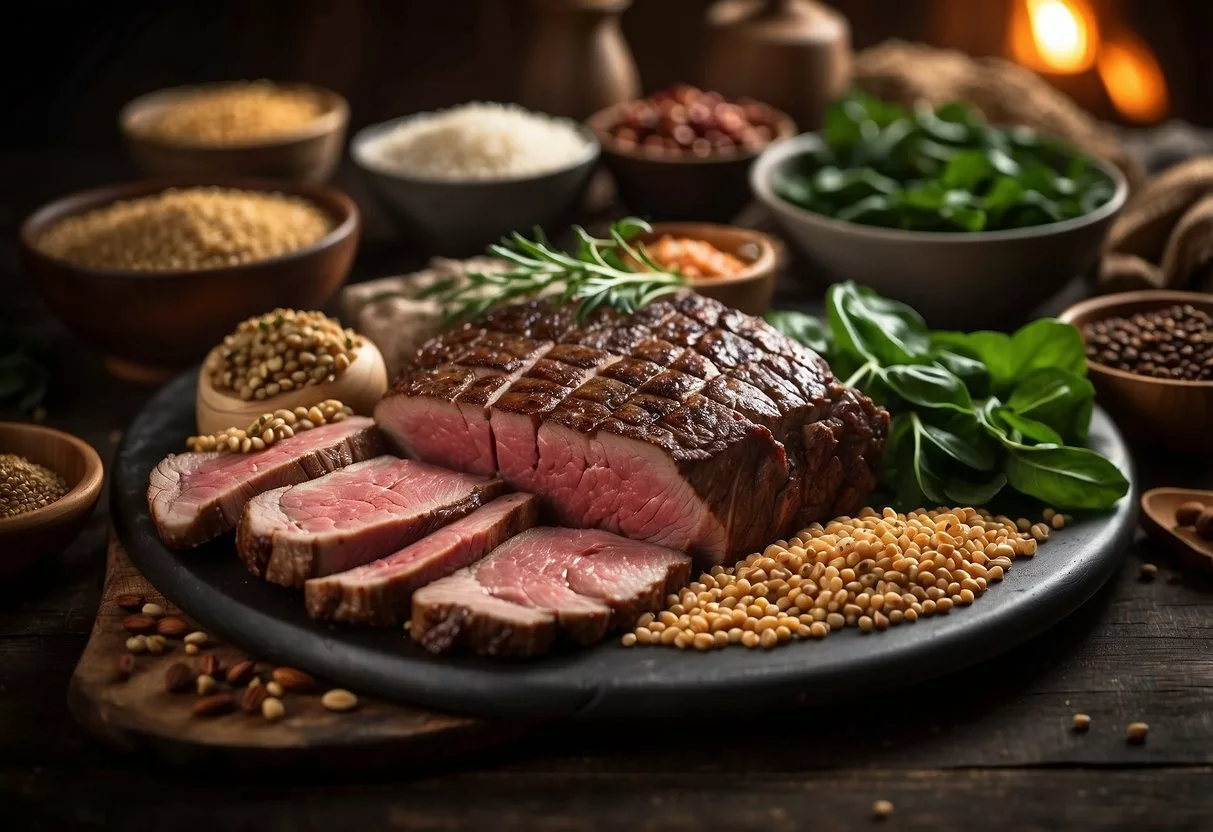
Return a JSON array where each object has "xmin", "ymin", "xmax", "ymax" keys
[
  {"xmin": 0, "ymin": 422, "xmax": 103, "ymax": 578},
  {"xmin": 120, "ymin": 80, "xmax": 349, "ymax": 182},
  {"xmin": 19, "ymin": 178, "xmax": 360, "ymax": 381}
]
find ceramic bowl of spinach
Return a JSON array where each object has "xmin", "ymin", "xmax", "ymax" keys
[{"xmin": 750, "ymin": 93, "xmax": 1128, "ymax": 327}]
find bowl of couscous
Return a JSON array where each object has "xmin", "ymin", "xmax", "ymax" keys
[
  {"xmin": 120, "ymin": 80, "xmax": 349, "ymax": 183},
  {"xmin": 19, "ymin": 177, "xmax": 360, "ymax": 382}
]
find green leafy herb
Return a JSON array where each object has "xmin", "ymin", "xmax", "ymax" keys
[
  {"xmin": 772, "ymin": 91, "xmax": 1116, "ymax": 233},
  {"xmin": 770, "ymin": 281, "xmax": 1129, "ymax": 511},
  {"xmin": 422, "ymin": 218, "xmax": 686, "ymax": 324}
]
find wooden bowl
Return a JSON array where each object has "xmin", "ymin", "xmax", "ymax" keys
[
  {"xmin": 19, "ymin": 176, "xmax": 361, "ymax": 383},
  {"xmin": 195, "ymin": 339, "xmax": 389, "ymax": 435},
  {"xmin": 0, "ymin": 423, "xmax": 103, "ymax": 579},
  {"xmin": 119, "ymin": 83, "xmax": 349, "ymax": 183},
  {"xmin": 631, "ymin": 222, "xmax": 778, "ymax": 316},
  {"xmin": 1140, "ymin": 487, "xmax": 1213, "ymax": 572},
  {"xmin": 1058, "ymin": 290, "xmax": 1213, "ymax": 453},
  {"xmin": 586, "ymin": 101, "xmax": 796, "ymax": 223}
]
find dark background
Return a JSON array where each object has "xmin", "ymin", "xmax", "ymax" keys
[{"xmin": 6, "ymin": 0, "xmax": 1211, "ymax": 155}]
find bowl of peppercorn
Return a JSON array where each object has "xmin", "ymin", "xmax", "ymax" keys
[
  {"xmin": 587, "ymin": 85, "xmax": 796, "ymax": 222},
  {"xmin": 1060, "ymin": 290, "xmax": 1213, "ymax": 453},
  {"xmin": 0, "ymin": 422, "xmax": 104, "ymax": 578}
]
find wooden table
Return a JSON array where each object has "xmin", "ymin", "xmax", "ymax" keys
[{"xmin": 3, "ymin": 152, "xmax": 1212, "ymax": 831}]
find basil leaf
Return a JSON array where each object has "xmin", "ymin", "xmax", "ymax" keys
[
  {"xmin": 1005, "ymin": 367, "xmax": 1094, "ymax": 443},
  {"xmin": 764, "ymin": 310, "xmax": 832, "ymax": 357},
  {"xmin": 1004, "ymin": 446, "xmax": 1129, "ymax": 509},
  {"xmin": 995, "ymin": 407, "xmax": 1064, "ymax": 446},
  {"xmin": 879, "ymin": 364, "xmax": 974, "ymax": 414},
  {"xmin": 943, "ymin": 472, "xmax": 1008, "ymax": 506}
]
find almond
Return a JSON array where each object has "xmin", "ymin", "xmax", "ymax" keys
[
  {"xmin": 113, "ymin": 653, "xmax": 135, "ymax": 682},
  {"xmin": 225, "ymin": 659, "xmax": 256, "ymax": 686},
  {"xmin": 164, "ymin": 662, "xmax": 194, "ymax": 693},
  {"xmin": 192, "ymin": 693, "xmax": 236, "ymax": 718},
  {"xmin": 156, "ymin": 616, "xmax": 189, "ymax": 638},
  {"xmin": 115, "ymin": 593, "xmax": 145, "ymax": 612},
  {"xmin": 271, "ymin": 666, "xmax": 315, "ymax": 692},
  {"xmin": 241, "ymin": 683, "xmax": 269, "ymax": 714},
  {"xmin": 122, "ymin": 613, "xmax": 157, "ymax": 635},
  {"xmin": 200, "ymin": 654, "xmax": 222, "ymax": 679}
]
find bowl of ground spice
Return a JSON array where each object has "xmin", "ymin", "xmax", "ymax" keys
[
  {"xmin": 19, "ymin": 178, "xmax": 360, "ymax": 382},
  {"xmin": 120, "ymin": 80, "xmax": 349, "ymax": 182},
  {"xmin": 1060, "ymin": 290, "xmax": 1213, "ymax": 453},
  {"xmin": 0, "ymin": 423, "xmax": 103, "ymax": 578}
]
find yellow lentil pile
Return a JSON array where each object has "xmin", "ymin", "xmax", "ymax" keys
[
  {"xmin": 0, "ymin": 454, "xmax": 69, "ymax": 519},
  {"xmin": 626, "ymin": 506, "xmax": 1055, "ymax": 651},
  {"xmin": 35, "ymin": 187, "xmax": 332, "ymax": 272},
  {"xmin": 186, "ymin": 400, "xmax": 353, "ymax": 454},
  {"xmin": 205, "ymin": 309, "xmax": 363, "ymax": 401},
  {"xmin": 141, "ymin": 81, "xmax": 324, "ymax": 146}
]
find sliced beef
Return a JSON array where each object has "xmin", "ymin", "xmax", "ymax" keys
[
  {"xmin": 411, "ymin": 527, "xmax": 691, "ymax": 656},
  {"xmin": 236, "ymin": 455, "xmax": 505, "ymax": 587},
  {"xmin": 147, "ymin": 417, "xmax": 383, "ymax": 549},
  {"xmin": 304, "ymin": 493, "xmax": 538, "ymax": 626},
  {"xmin": 376, "ymin": 293, "xmax": 888, "ymax": 563}
]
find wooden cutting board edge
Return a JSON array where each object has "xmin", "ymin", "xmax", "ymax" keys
[{"xmin": 67, "ymin": 532, "xmax": 526, "ymax": 771}]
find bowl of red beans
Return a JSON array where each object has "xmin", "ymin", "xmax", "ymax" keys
[{"xmin": 587, "ymin": 85, "xmax": 796, "ymax": 222}]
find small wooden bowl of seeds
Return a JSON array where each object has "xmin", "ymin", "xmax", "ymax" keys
[
  {"xmin": 0, "ymin": 423, "xmax": 104, "ymax": 579},
  {"xmin": 19, "ymin": 177, "xmax": 360, "ymax": 383},
  {"xmin": 1059, "ymin": 290, "xmax": 1213, "ymax": 453}
]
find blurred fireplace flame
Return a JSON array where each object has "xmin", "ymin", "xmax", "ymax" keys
[
  {"xmin": 1010, "ymin": 0, "xmax": 1098, "ymax": 74},
  {"xmin": 1098, "ymin": 35, "xmax": 1170, "ymax": 123}
]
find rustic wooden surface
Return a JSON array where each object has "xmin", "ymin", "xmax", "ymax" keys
[
  {"xmin": 67, "ymin": 535, "xmax": 514, "ymax": 769},
  {"xmin": 3, "ymin": 152, "xmax": 1213, "ymax": 830}
]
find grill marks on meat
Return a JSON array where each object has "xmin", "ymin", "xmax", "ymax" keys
[
  {"xmin": 376, "ymin": 293, "xmax": 887, "ymax": 563},
  {"xmin": 412, "ymin": 528, "xmax": 691, "ymax": 656},
  {"xmin": 147, "ymin": 417, "xmax": 383, "ymax": 549},
  {"xmin": 236, "ymin": 456, "xmax": 505, "ymax": 587},
  {"xmin": 304, "ymin": 493, "xmax": 539, "ymax": 626}
]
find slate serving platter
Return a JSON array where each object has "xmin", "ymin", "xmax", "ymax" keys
[{"xmin": 113, "ymin": 370, "xmax": 1138, "ymax": 719}]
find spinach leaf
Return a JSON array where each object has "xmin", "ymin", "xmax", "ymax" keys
[
  {"xmin": 932, "ymin": 319, "xmax": 1086, "ymax": 392},
  {"xmin": 1005, "ymin": 367, "xmax": 1094, "ymax": 443},
  {"xmin": 826, "ymin": 282, "xmax": 930, "ymax": 366},
  {"xmin": 932, "ymin": 349, "xmax": 990, "ymax": 397},
  {"xmin": 995, "ymin": 407, "xmax": 1064, "ymax": 446},
  {"xmin": 943, "ymin": 472, "xmax": 1008, "ymax": 506},
  {"xmin": 1004, "ymin": 446, "xmax": 1130, "ymax": 509},
  {"xmin": 764, "ymin": 310, "xmax": 832, "ymax": 357},
  {"xmin": 878, "ymin": 364, "xmax": 974, "ymax": 414}
]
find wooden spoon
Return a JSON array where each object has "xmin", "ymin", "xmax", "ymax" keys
[
  {"xmin": 1140, "ymin": 487, "xmax": 1213, "ymax": 572},
  {"xmin": 195, "ymin": 339, "xmax": 389, "ymax": 435}
]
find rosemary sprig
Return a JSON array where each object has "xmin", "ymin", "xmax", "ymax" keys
[{"xmin": 419, "ymin": 217, "xmax": 686, "ymax": 324}]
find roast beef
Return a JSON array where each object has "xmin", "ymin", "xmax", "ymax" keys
[
  {"xmin": 375, "ymin": 293, "xmax": 887, "ymax": 563},
  {"xmin": 304, "ymin": 492, "xmax": 538, "ymax": 625},
  {"xmin": 236, "ymin": 455, "xmax": 505, "ymax": 587},
  {"xmin": 411, "ymin": 527, "xmax": 691, "ymax": 656},
  {"xmin": 147, "ymin": 416, "xmax": 383, "ymax": 549}
]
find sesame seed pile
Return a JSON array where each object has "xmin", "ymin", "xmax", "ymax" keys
[
  {"xmin": 35, "ymin": 187, "xmax": 332, "ymax": 272},
  {"xmin": 140, "ymin": 81, "xmax": 324, "ymax": 146},
  {"xmin": 0, "ymin": 454, "xmax": 69, "ymax": 520},
  {"xmin": 625, "ymin": 506, "xmax": 1056, "ymax": 651}
]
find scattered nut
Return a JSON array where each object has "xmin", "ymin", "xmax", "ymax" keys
[
  {"xmin": 196, "ymin": 674, "xmax": 217, "ymax": 696},
  {"xmin": 265, "ymin": 680, "xmax": 284, "ymax": 698},
  {"xmin": 164, "ymin": 662, "xmax": 194, "ymax": 694},
  {"xmin": 271, "ymin": 666, "xmax": 315, "ymax": 692},
  {"xmin": 261, "ymin": 697, "xmax": 285, "ymax": 722},
  {"xmin": 200, "ymin": 654, "xmax": 222, "ymax": 678},
  {"xmin": 122, "ymin": 614, "xmax": 157, "ymax": 635},
  {"xmin": 1176, "ymin": 501, "xmax": 1205, "ymax": 527},
  {"xmin": 225, "ymin": 659, "xmax": 256, "ymax": 686},
  {"xmin": 320, "ymin": 689, "xmax": 359, "ymax": 712},
  {"xmin": 1072, "ymin": 713, "xmax": 1091, "ymax": 732},
  {"xmin": 872, "ymin": 799, "xmax": 894, "ymax": 820},
  {"xmin": 183, "ymin": 631, "xmax": 209, "ymax": 646},
  {"xmin": 1139, "ymin": 563, "xmax": 1159, "ymax": 581},
  {"xmin": 1127, "ymin": 722, "xmax": 1150, "ymax": 744},
  {"xmin": 125, "ymin": 635, "xmax": 148, "ymax": 653},
  {"xmin": 113, "ymin": 654, "xmax": 135, "ymax": 682},
  {"xmin": 1196, "ymin": 508, "xmax": 1213, "ymax": 540},
  {"xmin": 192, "ymin": 693, "xmax": 236, "ymax": 718},
  {"xmin": 184, "ymin": 643, "xmax": 200, "ymax": 655},
  {"xmin": 156, "ymin": 616, "xmax": 189, "ymax": 638},
  {"xmin": 115, "ymin": 593, "xmax": 145, "ymax": 612},
  {"xmin": 141, "ymin": 602, "xmax": 166, "ymax": 619},
  {"xmin": 146, "ymin": 635, "xmax": 169, "ymax": 654},
  {"xmin": 241, "ymin": 682, "xmax": 270, "ymax": 714}
]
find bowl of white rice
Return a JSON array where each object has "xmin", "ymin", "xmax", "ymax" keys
[{"xmin": 352, "ymin": 102, "xmax": 600, "ymax": 254}]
